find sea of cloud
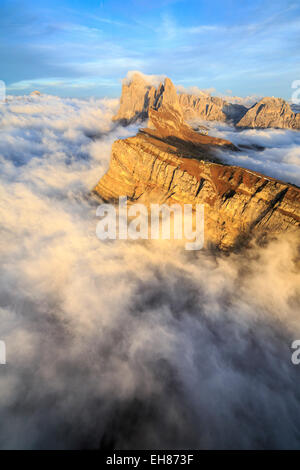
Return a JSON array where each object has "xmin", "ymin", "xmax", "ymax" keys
[
  {"xmin": 0, "ymin": 95, "xmax": 300, "ymax": 449},
  {"xmin": 191, "ymin": 119, "xmax": 300, "ymax": 186}
]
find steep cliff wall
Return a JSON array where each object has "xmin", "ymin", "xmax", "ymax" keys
[
  {"xmin": 113, "ymin": 74, "xmax": 184, "ymax": 125},
  {"xmin": 112, "ymin": 73, "xmax": 156, "ymax": 124},
  {"xmin": 94, "ymin": 107, "xmax": 300, "ymax": 250}
]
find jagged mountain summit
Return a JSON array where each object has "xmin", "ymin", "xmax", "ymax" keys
[
  {"xmin": 95, "ymin": 93, "xmax": 300, "ymax": 250},
  {"xmin": 113, "ymin": 73, "xmax": 184, "ymax": 125},
  {"xmin": 113, "ymin": 73, "xmax": 154, "ymax": 124},
  {"xmin": 113, "ymin": 72, "xmax": 247, "ymax": 125},
  {"xmin": 113, "ymin": 72, "xmax": 300, "ymax": 131},
  {"xmin": 236, "ymin": 97, "xmax": 300, "ymax": 129}
]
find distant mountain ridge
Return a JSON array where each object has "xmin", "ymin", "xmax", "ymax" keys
[
  {"xmin": 113, "ymin": 72, "xmax": 247, "ymax": 125},
  {"xmin": 113, "ymin": 72, "xmax": 300, "ymax": 130},
  {"xmin": 237, "ymin": 97, "xmax": 300, "ymax": 129}
]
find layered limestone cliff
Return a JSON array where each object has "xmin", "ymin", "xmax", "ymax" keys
[
  {"xmin": 95, "ymin": 106, "xmax": 300, "ymax": 249},
  {"xmin": 236, "ymin": 97, "xmax": 300, "ymax": 129},
  {"xmin": 147, "ymin": 106, "xmax": 235, "ymax": 152}
]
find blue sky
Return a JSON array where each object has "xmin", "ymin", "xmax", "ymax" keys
[{"xmin": 1, "ymin": 0, "xmax": 300, "ymax": 99}]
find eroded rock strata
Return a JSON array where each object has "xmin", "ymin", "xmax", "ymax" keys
[{"xmin": 95, "ymin": 106, "xmax": 300, "ymax": 250}]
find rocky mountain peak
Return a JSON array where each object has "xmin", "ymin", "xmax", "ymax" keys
[
  {"xmin": 236, "ymin": 96, "xmax": 300, "ymax": 129},
  {"xmin": 113, "ymin": 72, "xmax": 249, "ymax": 126},
  {"xmin": 153, "ymin": 77, "xmax": 183, "ymax": 116},
  {"xmin": 113, "ymin": 74, "xmax": 183, "ymax": 124},
  {"xmin": 113, "ymin": 72, "xmax": 156, "ymax": 124},
  {"xmin": 113, "ymin": 72, "xmax": 300, "ymax": 130}
]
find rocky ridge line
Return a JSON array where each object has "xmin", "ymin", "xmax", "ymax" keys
[
  {"xmin": 114, "ymin": 72, "xmax": 300, "ymax": 130},
  {"xmin": 114, "ymin": 73, "xmax": 247, "ymax": 125},
  {"xmin": 95, "ymin": 103, "xmax": 300, "ymax": 249}
]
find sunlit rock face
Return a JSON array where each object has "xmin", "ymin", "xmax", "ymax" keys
[
  {"xmin": 114, "ymin": 73, "xmax": 300, "ymax": 130},
  {"xmin": 179, "ymin": 93, "xmax": 223, "ymax": 122},
  {"xmin": 113, "ymin": 73, "xmax": 184, "ymax": 125},
  {"xmin": 113, "ymin": 73, "xmax": 247, "ymax": 125},
  {"xmin": 113, "ymin": 73, "xmax": 156, "ymax": 125},
  {"xmin": 237, "ymin": 97, "xmax": 300, "ymax": 129},
  {"xmin": 178, "ymin": 93, "xmax": 248, "ymax": 124},
  {"xmin": 95, "ymin": 103, "xmax": 300, "ymax": 250},
  {"xmin": 100, "ymin": 74, "xmax": 300, "ymax": 250}
]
